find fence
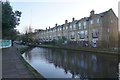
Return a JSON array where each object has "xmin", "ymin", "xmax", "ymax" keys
[{"xmin": 0, "ymin": 40, "xmax": 12, "ymax": 48}]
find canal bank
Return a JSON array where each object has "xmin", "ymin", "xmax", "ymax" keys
[
  {"xmin": 2, "ymin": 44, "xmax": 44, "ymax": 78},
  {"xmin": 29, "ymin": 44, "xmax": 119, "ymax": 55},
  {"xmin": 16, "ymin": 46, "xmax": 44, "ymax": 78}
]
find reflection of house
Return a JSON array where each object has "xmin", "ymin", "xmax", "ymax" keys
[
  {"xmin": 34, "ymin": 9, "xmax": 118, "ymax": 48},
  {"xmin": 40, "ymin": 49, "xmax": 118, "ymax": 78}
]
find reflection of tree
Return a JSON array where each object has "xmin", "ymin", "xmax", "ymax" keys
[
  {"xmin": 24, "ymin": 48, "xmax": 33, "ymax": 63},
  {"xmin": 64, "ymin": 68, "xmax": 68, "ymax": 74}
]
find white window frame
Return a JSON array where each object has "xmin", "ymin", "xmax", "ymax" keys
[
  {"xmin": 92, "ymin": 29, "xmax": 98, "ymax": 38},
  {"xmin": 85, "ymin": 30, "xmax": 88, "ymax": 35},
  {"xmin": 79, "ymin": 23, "xmax": 81, "ymax": 29},
  {"xmin": 83, "ymin": 21, "xmax": 86, "ymax": 29},
  {"xmin": 71, "ymin": 32, "xmax": 75, "ymax": 39},
  {"xmin": 64, "ymin": 33, "xmax": 66, "ymax": 36},
  {"xmin": 72, "ymin": 32, "xmax": 74, "ymax": 35},
  {"xmin": 90, "ymin": 20, "xmax": 93, "ymax": 24},
  {"xmin": 97, "ymin": 18, "xmax": 100, "ymax": 23},
  {"xmin": 66, "ymin": 26, "xmax": 68, "ymax": 30},
  {"xmin": 70, "ymin": 24, "xmax": 72, "ymax": 31},
  {"xmin": 80, "ymin": 31, "xmax": 85, "ymax": 39},
  {"xmin": 63, "ymin": 26, "xmax": 64, "ymax": 30},
  {"xmin": 63, "ymin": 27, "xmax": 65, "ymax": 30},
  {"xmin": 60, "ymin": 28, "xmax": 61, "ymax": 31},
  {"xmin": 74, "ymin": 24, "xmax": 76, "ymax": 30}
]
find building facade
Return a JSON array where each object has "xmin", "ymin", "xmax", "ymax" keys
[{"xmin": 34, "ymin": 9, "xmax": 118, "ymax": 49}]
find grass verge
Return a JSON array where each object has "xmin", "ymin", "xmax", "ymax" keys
[{"xmin": 36, "ymin": 44, "xmax": 119, "ymax": 55}]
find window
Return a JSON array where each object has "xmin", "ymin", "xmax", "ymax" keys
[
  {"xmin": 63, "ymin": 27, "xmax": 65, "ymax": 30},
  {"xmin": 64, "ymin": 33, "xmax": 66, "ymax": 36},
  {"xmin": 59, "ymin": 28, "xmax": 60, "ymax": 31},
  {"xmin": 58, "ymin": 34, "xmax": 61, "ymax": 36},
  {"xmin": 74, "ymin": 24, "xmax": 76, "ymax": 30},
  {"xmin": 49, "ymin": 37, "xmax": 51, "ymax": 40},
  {"xmin": 79, "ymin": 23, "xmax": 81, "ymax": 29},
  {"xmin": 66, "ymin": 26, "xmax": 68, "ymax": 30},
  {"xmin": 92, "ymin": 29, "xmax": 98, "ymax": 38},
  {"xmin": 62, "ymin": 27, "xmax": 63, "ymax": 30},
  {"xmin": 83, "ymin": 21, "xmax": 86, "ymax": 29},
  {"xmin": 60, "ymin": 28, "xmax": 61, "ymax": 31},
  {"xmin": 85, "ymin": 30, "xmax": 88, "ymax": 35},
  {"xmin": 46, "ymin": 37, "xmax": 48, "ymax": 40},
  {"xmin": 90, "ymin": 20, "xmax": 93, "ymax": 24},
  {"xmin": 71, "ymin": 32, "xmax": 75, "ymax": 39},
  {"xmin": 79, "ymin": 31, "xmax": 85, "ymax": 39},
  {"xmin": 97, "ymin": 18, "xmax": 99, "ymax": 23},
  {"xmin": 58, "ymin": 36, "xmax": 60, "ymax": 39},
  {"xmin": 70, "ymin": 24, "xmax": 72, "ymax": 31}
]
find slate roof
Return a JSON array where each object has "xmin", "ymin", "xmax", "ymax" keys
[{"xmin": 36, "ymin": 8, "xmax": 114, "ymax": 32}]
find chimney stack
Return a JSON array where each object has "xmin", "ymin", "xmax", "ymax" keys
[
  {"xmin": 72, "ymin": 17, "xmax": 75, "ymax": 21},
  {"xmin": 90, "ymin": 10, "xmax": 95, "ymax": 16},
  {"xmin": 46, "ymin": 27, "xmax": 47, "ymax": 30},
  {"xmin": 55, "ymin": 23, "xmax": 57, "ymax": 26},
  {"xmin": 49, "ymin": 26, "xmax": 50, "ymax": 29},
  {"xmin": 65, "ymin": 20, "xmax": 68, "ymax": 24}
]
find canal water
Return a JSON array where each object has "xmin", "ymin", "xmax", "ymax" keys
[{"xmin": 22, "ymin": 47, "xmax": 119, "ymax": 78}]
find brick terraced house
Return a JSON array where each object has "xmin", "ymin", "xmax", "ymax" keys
[{"xmin": 34, "ymin": 9, "xmax": 118, "ymax": 49}]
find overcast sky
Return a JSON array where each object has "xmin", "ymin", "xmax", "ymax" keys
[{"xmin": 9, "ymin": 0, "xmax": 119, "ymax": 33}]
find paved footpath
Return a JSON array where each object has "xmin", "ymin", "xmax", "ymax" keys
[{"xmin": 2, "ymin": 46, "xmax": 34, "ymax": 78}]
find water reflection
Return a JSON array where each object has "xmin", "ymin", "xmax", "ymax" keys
[{"xmin": 22, "ymin": 47, "xmax": 118, "ymax": 78}]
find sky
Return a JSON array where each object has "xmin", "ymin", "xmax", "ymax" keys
[{"xmin": 9, "ymin": 0, "xmax": 120, "ymax": 33}]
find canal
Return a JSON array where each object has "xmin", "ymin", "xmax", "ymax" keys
[{"xmin": 22, "ymin": 47, "xmax": 119, "ymax": 78}]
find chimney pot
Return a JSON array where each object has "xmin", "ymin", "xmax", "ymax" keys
[
  {"xmin": 72, "ymin": 17, "xmax": 75, "ymax": 21},
  {"xmin": 90, "ymin": 10, "xmax": 95, "ymax": 16},
  {"xmin": 55, "ymin": 23, "xmax": 57, "ymax": 26},
  {"xmin": 65, "ymin": 20, "xmax": 68, "ymax": 24}
]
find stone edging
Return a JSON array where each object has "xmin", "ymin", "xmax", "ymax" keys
[{"xmin": 16, "ymin": 47, "xmax": 45, "ymax": 79}]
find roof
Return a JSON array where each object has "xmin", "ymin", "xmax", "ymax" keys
[
  {"xmin": 34, "ymin": 8, "xmax": 115, "ymax": 32},
  {"xmin": 76, "ymin": 8, "xmax": 113, "ymax": 24},
  {"xmin": 96, "ymin": 9, "xmax": 110, "ymax": 17}
]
